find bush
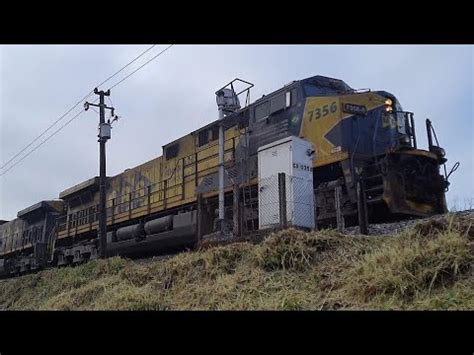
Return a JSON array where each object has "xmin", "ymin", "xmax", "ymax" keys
[
  {"xmin": 344, "ymin": 221, "xmax": 472, "ymax": 301},
  {"xmin": 255, "ymin": 228, "xmax": 348, "ymax": 272}
]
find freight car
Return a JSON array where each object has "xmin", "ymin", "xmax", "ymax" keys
[
  {"xmin": 0, "ymin": 75, "xmax": 454, "ymax": 276},
  {"xmin": 0, "ymin": 201, "xmax": 64, "ymax": 275}
]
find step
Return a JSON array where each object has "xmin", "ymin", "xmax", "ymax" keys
[
  {"xmin": 365, "ymin": 185, "xmax": 384, "ymax": 194},
  {"xmin": 362, "ymin": 174, "xmax": 383, "ymax": 181},
  {"xmin": 367, "ymin": 197, "xmax": 384, "ymax": 204}
]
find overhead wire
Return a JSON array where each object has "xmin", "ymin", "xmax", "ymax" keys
[
  {"xmin": 107, "ymin": 44, "xmax": 173, "ymax": 91},
  {"xmin": 0, "ymin": 107, "xmax": 89, "ymax": 177},
  {"xmin": 0, "ymin": 44, "xmax": 158, "ymax": 173},
  {"xmin": 1, "ymin": 44, "xmax": 174, "ymax": 177}
]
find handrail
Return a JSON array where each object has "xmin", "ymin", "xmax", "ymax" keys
[{"xmin": 57, "ymin": 135, "xmax": 239, "ymax": 233}]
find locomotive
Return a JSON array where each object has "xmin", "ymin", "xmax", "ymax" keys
[{"xmin": 0, "ymin": 75, "xmax": 452, "ymax": 277}]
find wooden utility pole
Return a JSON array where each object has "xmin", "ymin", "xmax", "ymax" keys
[{"xmin": 84, "ymin": 88, "xmax": 116, "ymax": 258}]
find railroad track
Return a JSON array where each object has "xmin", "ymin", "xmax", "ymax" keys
[
  {"xmin": 344, "ymin": 210, "xmax": 474, "ymax": 236},
  {"xmin": 127, "ymin": 210, "xmax": 474, "ymax": 265},
  {"xmin": 2, "ymin": 210, "xmax": 473, "ymax": 278}
]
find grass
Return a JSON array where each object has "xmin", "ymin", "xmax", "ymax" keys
[{"xmin": 0, "ymin": 213, "xmax": 472, "ymax": 310}]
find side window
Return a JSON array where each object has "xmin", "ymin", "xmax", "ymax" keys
[
  {"xmin": 165, "ymin": 143, "xmax": 179, "ymax": 160},
  {"xmin": 210, "ymin": 126, "xmax": 219, "ymax": 141},
  {"xmin": 286, "ymin": 89, "xmax": 297, "ymax": 107},
  {"xmin": 255, "ymin": 101, "xmax": 270, "ymax": 121},
  {"xmin": 198, "ymin": 126, "xmax": 219, "ymax": 147},
  {"xmin": 270, "ymin": 94, "xmax": 286, "ymax": 114},
  {"xmin": 198, "ymin": 130, "xmax": 208, "ymax": 147}
]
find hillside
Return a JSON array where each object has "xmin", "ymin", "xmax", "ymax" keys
[{"xmin": 0, "ymin": 212, "xmax": 472, "ymax": 310}]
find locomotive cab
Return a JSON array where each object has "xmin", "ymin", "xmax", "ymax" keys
[
  {"xmin": 374, "ymin": 95, "xmax": 450, "ymax": 218},
  {"xmin": 297, "ymin": 76, "xmax": 450, "ymax": 224}
]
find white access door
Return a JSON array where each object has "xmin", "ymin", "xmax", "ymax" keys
[
  {"xmin": 257, "ymin": 138, "xmax": 291, "ymax": 229},
  {"xmin": 257, "ymin": 136, "xmax": 315, "ymax": 230}
]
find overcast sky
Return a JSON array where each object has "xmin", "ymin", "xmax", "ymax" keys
[{"xmin": 0, "ymin": 45, "xmax": 472, "ymax": 220}]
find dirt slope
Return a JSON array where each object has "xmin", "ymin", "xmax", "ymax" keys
[{"xmin": 0, "ymin": 213, "xmax": 472, "ymax": 310}]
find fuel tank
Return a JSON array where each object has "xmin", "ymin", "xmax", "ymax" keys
[
  {"xmin": 144, "ymin": 215, "xmax": 173, "ymax": 235},
  {"xmin": 116, "ymin": 223, "xmax": 145, "ymax": 241}
]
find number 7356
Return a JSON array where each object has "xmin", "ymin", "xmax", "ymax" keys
[{"xmin": 308, "ymin": 101, "xmax": 337, "ymax": 122}]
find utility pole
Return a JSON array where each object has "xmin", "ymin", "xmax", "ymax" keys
[{"xmin": 84, "ymin": 88, "xmax": 116, "ymax": 258}]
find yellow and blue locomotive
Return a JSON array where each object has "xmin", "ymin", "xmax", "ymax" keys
[{"xmin": 0, "ymin": 75, "xmax": 451, "ymax": 276}]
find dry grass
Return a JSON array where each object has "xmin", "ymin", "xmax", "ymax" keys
[{"xmin": 0, "ymin": 213, "xmax": 472, "ymax": 310}]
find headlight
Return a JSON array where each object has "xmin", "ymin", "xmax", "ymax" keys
[
  {"xmin": 385, "ymin": 98, "xmax": 393, "ymax": 106},
  {"xmin": 431, "ymin": 146, "xmax": 446, "ymax": 159},
  {"xmin": 385, "ymin": 106, "xmax": 393, "ymax": 112},
  {"xmin": 400, "ymin": 135, "xmax": 410, "ymax": 145}
]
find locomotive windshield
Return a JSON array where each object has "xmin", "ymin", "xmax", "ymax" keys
[
  {"xmin": 303, "ymin": 76, "xmax": 353, "ymax": 96},
  {"xmin": 395, "ymin": 101, "xmax": 407, "ymax": 135}
]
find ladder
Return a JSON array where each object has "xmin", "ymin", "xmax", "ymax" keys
[
  {"xmin": 361, "ymin": 160, "xmax": 385, "ymax": 205},
  {"xmin": 46, "ymin": 224, "xmax": 58, "ymax": 264},
  {"xmin": 239, "ymin": 116, "xmax": 258, "ymax": 233}
]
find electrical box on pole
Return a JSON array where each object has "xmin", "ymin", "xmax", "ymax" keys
[
  {"xmin": 99, "ymin": 122, "xmax": 112, "ymax": 140},
  {"xmin": 84, "ymin": 88, "xmax": 118, "ymax": 258}
]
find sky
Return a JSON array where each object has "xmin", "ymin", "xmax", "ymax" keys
[{"xmin": 0, "ymin": 45, "xmax": 473, "ymax": 220}]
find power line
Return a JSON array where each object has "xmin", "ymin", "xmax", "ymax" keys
[
  {"xmin": 95, "ymin": 45, "xmax": 157, "ymax": 91},
  {"xmin": 0, "ymin": 108, "xmax": 87, "ymax": 177},
  {"xmin": 108, "ymin": 44, "xmax": 174, "ymax": 91},
  {"xmin": 0, "ymin": 44, "xmax": 157, "ymax": 172},
  {"xmin": 0, "ymin": 94, "xmax": 94, "ymax": 172},
  {"xmin": 0, "ymin": 44, "xmax": 175, "ymax": 178}
]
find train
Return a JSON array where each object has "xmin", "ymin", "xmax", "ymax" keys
[{"xmin": 0, "ymin": 75, "xmax": 453, "ymax": 277}]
